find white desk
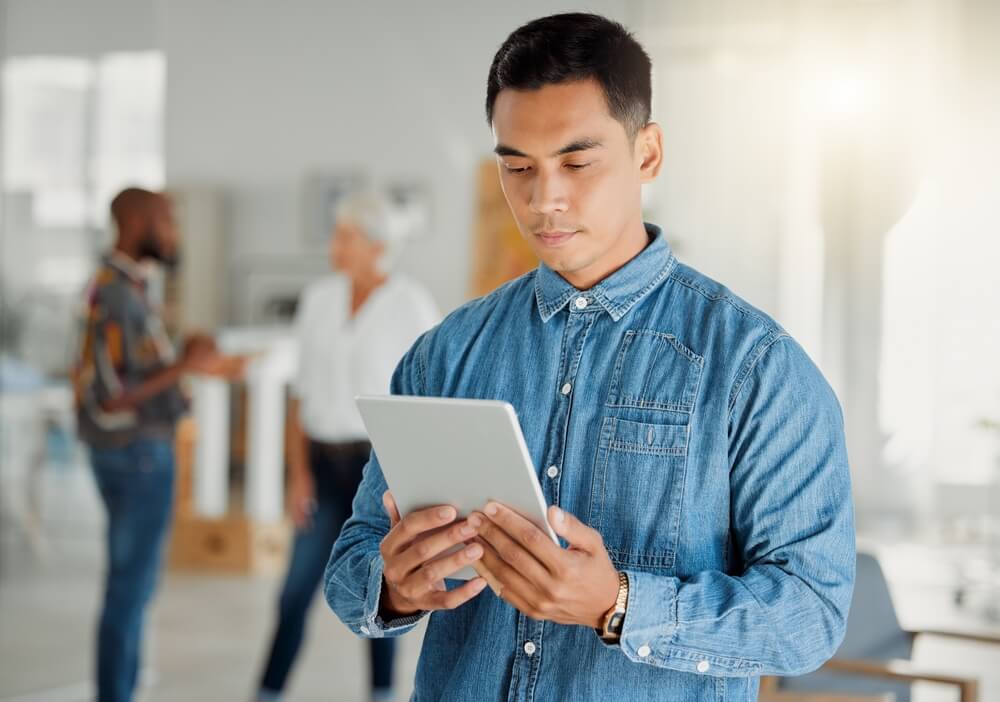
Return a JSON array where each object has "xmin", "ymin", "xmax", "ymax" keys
[{"xmin": 190, "ymin": 326, "xmax": 297, "ymax": 522}]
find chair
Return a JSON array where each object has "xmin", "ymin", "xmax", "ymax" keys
[{"xmin": 759, "ymin": 552, "xmax": 988, "ymax": 702}]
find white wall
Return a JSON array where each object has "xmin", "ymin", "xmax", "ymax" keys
[
  {"xmin": 2, "ymin": 0, "xmax": 158, "ymax": 56},
  {"xmin": 161, "ymin": 0, "xmax": 638, "ymax": 318}
]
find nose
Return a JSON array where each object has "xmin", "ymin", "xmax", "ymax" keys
[{"xmin": 528, "ymin": 171, "xmax": 569, "ymax": 217}]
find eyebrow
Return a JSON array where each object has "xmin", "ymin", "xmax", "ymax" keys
[{"xmin": 494, "ymin": 137, "xmax": 604, "ymax": 158}]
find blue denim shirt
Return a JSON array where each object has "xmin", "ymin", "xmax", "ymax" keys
[{"xmin": 325, "ymin": 224, "xmax": 855, "ymax": 701}]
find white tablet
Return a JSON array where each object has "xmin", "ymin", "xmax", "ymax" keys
[{"xmin": 355, "ymin": 395, "xmax": 557, "ymax": 579}]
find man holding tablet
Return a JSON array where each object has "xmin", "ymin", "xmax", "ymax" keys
[{"xmin": 325, "ymin": 12, "xmax": 855, "ymax": 702}]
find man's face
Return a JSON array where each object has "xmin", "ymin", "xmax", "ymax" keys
[
  {"xmin": 491, "ymin": 78, "xmax": 661, "ymax": 289},
  {"xmin": 138, "ymin": 197, "xmax": 180, "ymax": 268}
]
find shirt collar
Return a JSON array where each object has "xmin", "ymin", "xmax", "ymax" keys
[
  {"xmin": 534, "ymin": 223, "xmax": 676, "ymax": 323},
  {"xmin": 105, "ymin": 250, "xmax": 146, "ymax": 285}
]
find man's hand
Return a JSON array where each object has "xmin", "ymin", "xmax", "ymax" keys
[
  {"xmin": 181, "ymin": 333, "xmax": 217, "ymax": 364},
  {"xmin": 186, "ymin": 353, "xmax": 248, "ymax": 379},
  {"xmin": 378, "ymin": 491, "xmax": 488, "ymax": 619},
  {"xmin": 472, "ymin": 502, "xmax": 619, "ymax": 628},
  {"xmin": 180, "ymin": 334, "xmax": 248, "ymax": 379}
]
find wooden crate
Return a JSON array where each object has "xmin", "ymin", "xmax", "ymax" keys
[
  {"xmin": 168, "ymin": 514, "xmax": 290, "ymax": 575},
  {"xmin": 170, "ymin": 399, "xmax": 295, "ymax": 576}
]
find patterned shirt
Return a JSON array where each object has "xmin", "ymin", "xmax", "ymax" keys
[{"xmin": 73, "ymin": 252, "xmax": 187, "ymax": 448}]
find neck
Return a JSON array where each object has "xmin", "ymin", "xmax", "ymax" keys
[
  {"xmin": 114, "ymin": 239, "xmax": 140, "ymax": 261},
  {"xmin": 350, "ymin": 268, "xmax": 388, "ymax": 296},
  {"xmin": 562, "ymin": 220, "xmax": 650, "ymax": 290}
]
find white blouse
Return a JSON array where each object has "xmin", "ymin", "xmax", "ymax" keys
[{"xmin": 292, "ymin": 274, "xmax": 441, "ymax": 443}]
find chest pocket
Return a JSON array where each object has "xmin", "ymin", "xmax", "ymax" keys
[{"xmin": 589, "ymin": 329, "xmax": 703, "ymax": 573}]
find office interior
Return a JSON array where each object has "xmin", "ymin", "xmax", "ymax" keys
[{"xmin": 1, "ymin": 1, "xmax": 998, "ymax": 700}]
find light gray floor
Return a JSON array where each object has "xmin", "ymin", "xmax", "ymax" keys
[
  {"xmin": 2, "ymin": 455, "xmax": 999, "ymax": 701},
  {"xmin": 0, "ymin": 535, "xmax": 426, "ymax": 702},
  {"xmin": 0, "ymin": 456, "xmax": 424, "ymax": 702}
]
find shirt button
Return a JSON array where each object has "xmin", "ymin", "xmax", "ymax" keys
[
  {"xmin": 560, "ymin": 382, "xmax": 572, "ymax": 395},
  {"xmin": 523, "ymin": 641, "xmax": 537, "ymax": 656},
  {"xmin": 360, "ymin": 625, "xmax": 370, "ymax": 636},
  {"xmin": 697, "ymin": 660, "xmax": 710, "ymax": 673},
  {"xmin": 546, "ymin": 465, "xmax": 559, "ymax": 479},
  {"xmin": 574, "ymin": 296, "xmax": 588, "ymax": 309},
  {"xmin": 637, "ymin": 644, "xmax": 652, "ymax": 658}
]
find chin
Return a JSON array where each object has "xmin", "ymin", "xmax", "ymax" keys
[
  {"xmin": 540, "ymin": 250, "xmax": 588, "ymax": 276},
  {"xmin": 546, "ymin": 261, "xmax": 585, "ymax": 282}
]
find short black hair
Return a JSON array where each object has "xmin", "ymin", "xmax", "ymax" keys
[
  {"xmin": 486, "ymin": 12, "xmax": 652, "ymax": 139},
  {"xmin": 110, "ymin": 187, "xmax": 159, "ymax": 226}
]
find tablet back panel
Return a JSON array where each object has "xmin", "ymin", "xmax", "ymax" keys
[{"xmin": 356, "ymin": 395, "xmax": 554, "ymax": 543}]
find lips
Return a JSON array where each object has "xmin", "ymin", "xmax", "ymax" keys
[{"xmin": 535, "ymin": 230, "xmax": 577, "ymax": 247}]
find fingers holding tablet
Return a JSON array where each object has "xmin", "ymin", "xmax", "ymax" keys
[{"xmin": 379, "ymin": 494, "xmax": 488, "ymax": 617}]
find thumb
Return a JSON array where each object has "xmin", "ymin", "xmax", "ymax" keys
[
  {"xmin": 548, "ymin": 505, "xmax": 600, "ymax": 553},
  {"xmin": 383, "ymin": 490, "xmax": 401, "ymax": 527}
]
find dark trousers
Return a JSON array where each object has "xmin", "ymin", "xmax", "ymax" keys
[
  {"xmin": 259, "ymin": 439, "xmax": 395, "ymax": 694},
  {"xmin": 90, "ymin": 438, "xmax": 175, "ymax": 702}
]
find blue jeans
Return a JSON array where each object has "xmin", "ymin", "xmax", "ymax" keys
[
  {"xmin": 259, "ymin": 440, "xmax": 395, "ymax": 695},
  {"xmin": 89, "ymin": 437, "xmax": 175, "ymax": 702}
]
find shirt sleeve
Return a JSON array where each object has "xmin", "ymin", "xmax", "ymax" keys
[
  {"xmin": 323, "ymin": 330, "xmax": 433, "ymax": 638},
  {"xmin": 614, "ymin": 334, "xmax": 856, "ymax": 678},
  {"xmin": 85, "ymin": 280, "xmax": 147, "ymax": 409}
]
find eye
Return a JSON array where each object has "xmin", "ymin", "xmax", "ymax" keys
[
  {"xmin": 564, "ymin": 162, "xmax": 591, "ymax": 171},
  {"xmin": 503, "ymin": 164, "xmax": 531, "ymax": 175}
]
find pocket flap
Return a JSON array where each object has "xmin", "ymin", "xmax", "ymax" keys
[{"xmin": 610, "ymin": 419, "xmax": 688, "ymax": 454}]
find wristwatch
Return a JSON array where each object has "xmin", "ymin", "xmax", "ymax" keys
[{"xmin": 597, "ymin": 571, "xmax": 629, "ymax": 643}]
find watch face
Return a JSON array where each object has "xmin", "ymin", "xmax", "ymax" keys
[{"xmin": 608, "ymin": 612, "xmax": 625, "ymax": 634}]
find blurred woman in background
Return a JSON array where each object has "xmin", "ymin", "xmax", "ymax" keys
[{"xmin": 255, "ymin": 191, "xmax": 440, "ymax": 702}]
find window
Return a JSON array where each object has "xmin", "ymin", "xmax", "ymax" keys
[{"xmin": 1, "ymin": 52, "xmax": 164, "ymax": 375}]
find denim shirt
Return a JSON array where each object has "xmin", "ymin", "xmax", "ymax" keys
[{"xmin": 325, "ymin": 224, "xmax": 855, "ymax": 701}]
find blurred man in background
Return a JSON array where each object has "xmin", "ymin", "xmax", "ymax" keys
[
  {"xmin": 255, "ymin": 191, "xmax": 440, "ymax": 702},
  {"xmin": 73, "ymin": 187, "xmax": 239, "ymax": 702}
]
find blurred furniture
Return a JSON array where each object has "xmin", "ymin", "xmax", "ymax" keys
[
  {"xmin": 759, "ymin": 686, "xmax": 890, "ymax": 702},
  {"xmin": 167, "ymin": 326, "xmax": 295, "ymax": 575},
  {"xmin": 0, "ymin": 378, "xmax": 76, "ymax": 557},
  {"xmin": 942, "ymin": 477, "xmax": 1000, "ymax": 625},
  {"xmin": 169, "ymin": 415, "xmax": 289, "ymax": 575},
  {"xmin": 762, "ymin": 552, "xmax": 990, "ymax": 702},
  {"xmin": 188, "ymin": 326, "xmax": 296, "ymax": 521}
]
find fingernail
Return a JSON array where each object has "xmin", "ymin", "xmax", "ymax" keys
[
  {"xmin": 468, "ymin": 515, "xmax": 482, "ymax": 528},
  {"xmin": 552, "ymin": 507, "xmax": 565, "ymax": 525},
  {"xmin": 484, "ymin": 503, "xmax": 499, "ymax": 516},
  {"xmin": 438, "ymin": 507, "xmax": 456, "ymax": 520},
  {"xmin": 460, "ymin": 524, "xmax": 475, "ymax": 536},
  {"xmin": 465, "ymin": 544, "xmax": 483, "ymax": 559}
]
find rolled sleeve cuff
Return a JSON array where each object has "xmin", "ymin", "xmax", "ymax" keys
[
  {"xmin": 613, "ymin": 571, "xmax": 764, "ymax": 676},
  {"xmin": 353, "ymin": 554, "xmax": 426, "ymax": 638},
  {"xmin": 615, "ymin": 570, "xmax": 679, "ymax": 664}
]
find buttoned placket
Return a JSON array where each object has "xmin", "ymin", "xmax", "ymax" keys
[{"xmin": 509, "ymin": 293, "xmax": 598, "ymax": 701}]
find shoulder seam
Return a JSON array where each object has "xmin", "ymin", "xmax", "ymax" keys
[
  {"xmin": 727, "ymin": 331, "xmax": 791, "ymax": 415},
  {"xmin": 668, "ymin": 270, "xmax": 777, "ymax": 331}
]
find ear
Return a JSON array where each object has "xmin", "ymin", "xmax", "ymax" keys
[{"xmin": 635, "ymin": 122, "xmax": 664, "ymax": 184}]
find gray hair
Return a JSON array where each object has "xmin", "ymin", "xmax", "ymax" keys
[{"xmin": 335, "ymin": 190, "xmax": 412, "ymax": 271}]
